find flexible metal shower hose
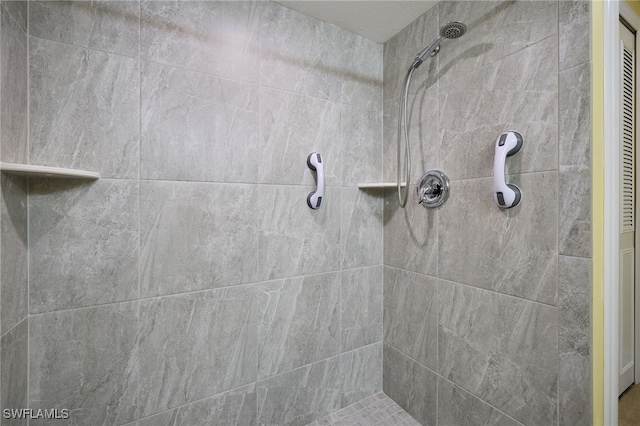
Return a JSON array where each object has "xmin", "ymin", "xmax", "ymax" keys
[{"xmin": 397, "ymin": 65, "xmax": 415, "ymax": 208}]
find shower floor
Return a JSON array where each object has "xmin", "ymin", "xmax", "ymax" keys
[{"xmin": 308, "ymin": 393, "xmax": 421, "ymax": 426}]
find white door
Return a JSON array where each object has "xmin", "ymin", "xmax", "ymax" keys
[{"xmin": 619, "ymin": 19, "xmax": 636, "ymax": 397}]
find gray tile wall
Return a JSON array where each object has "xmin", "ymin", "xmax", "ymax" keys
[
  {"xmin": 0, "ymin": 0, "xmax": 593, "ymax": 425},
  {"xmin": 0, "ymin": 1, "xmax": 29, "ymax": 424},
  {"xmin": 16, "ymin": 1, "xmax": 383, "ymax": 425},
  {"xmin": 382, "ymin": 1, "xmax": 592, "ymax": 425}
]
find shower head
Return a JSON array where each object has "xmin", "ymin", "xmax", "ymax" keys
[
  {"xmin": 413, "ymin": 21, "xmax": 467, "ymax": 67},
  {"xmin": 440, "ymin": 21, "xmax": 466, "ymax": 39}
]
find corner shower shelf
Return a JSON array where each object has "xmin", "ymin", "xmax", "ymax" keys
[
  {"xmin": 357, "ymin": 182, "xmax": 406, "ymax": 189},
  {"xmin": 0, "ymin": 163, "xmax": 100, "ymax": 180}
]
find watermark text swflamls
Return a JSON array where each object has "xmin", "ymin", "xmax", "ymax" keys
[{"xmin": 3, "ymin": 409, "xmax": 69, "ymax": 420}]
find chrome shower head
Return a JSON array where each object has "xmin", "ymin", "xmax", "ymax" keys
[
  {"xmin": 413, "ymin": 21, "xmax": 467, "ymax": 67},
  {"xmin": 440, "ymin": 21, "xmax": 467, "ymax": 39}
]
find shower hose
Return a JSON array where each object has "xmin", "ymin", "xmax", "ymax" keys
[{"xmin": 397, "ymin": 65, "xmax": 416, "ymax": 208}]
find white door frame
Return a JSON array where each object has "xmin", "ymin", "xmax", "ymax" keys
[
  {"xmin": 605, "ymin": 1, "xmax": 640, "ymax": 424},
  {"xmin": 603, "ymin": 3, "xmax": 621, "ymax": 423}
]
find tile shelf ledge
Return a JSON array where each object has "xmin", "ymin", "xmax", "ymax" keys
[
  {"xmin": 357, "ymin": 182, "xmax": 406, "ymax": 189},
  {"xmin": 0, "ymin": 162, "xmax": 100, "ymax": 180}
]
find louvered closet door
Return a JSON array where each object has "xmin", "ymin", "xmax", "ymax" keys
[{"xmin": 619, "ymin": 20, "xmax": 636, "ymax": 397}]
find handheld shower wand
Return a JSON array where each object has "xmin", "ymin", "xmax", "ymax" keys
[
  {"xmin": 397, "ymin": 21, "xmax": 466, "ymax": 208},
  {"xmin": 413, "ymin": 21, "xmax": 467, "ymax": 67}
]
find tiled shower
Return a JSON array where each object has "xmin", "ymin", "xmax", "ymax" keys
[{"xmin": 0, "ymin": 1, "xmax": 591, "ymax": 425}]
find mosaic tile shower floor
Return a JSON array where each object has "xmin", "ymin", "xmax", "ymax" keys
[{"xmin": 308, "ymin": 393, "xmax": 421, "ymax": 426}]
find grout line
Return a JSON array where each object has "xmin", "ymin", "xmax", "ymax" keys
[
  {"xmin": 384, "ymin": 263, "xmax": 560, "ymax": 309},
  {"xmin": 69, "ymin": 175, "xmax": 367, "ymax": 190},
  {"xmin": 556, "ymin": 2, "xmax": 561, "ymax": 424},
  {"xmin": 119, "ymin": 176, "xmax": 363, "ymax": 188},
  {"xmin": 1, "ymin": 2, "xmax": 26, "ymax": 38},
  {"xmin": 0, "ymin": 315, "xmax": 27, "ymax": 341},
  {"xmin": 254, "ymin": 8, "xmax": 262, "ymax": 420},
  {"xmin": 25, "ymin": 182, "xmax": 30, "ymax": 420},
  {"xmin": 434, "ymin": 12, "xmax": 441, "ymax": 419},
  {"xmin": 255, "ymin": 19, "xmax": 262, "ymax": 314},
  {"xmin": 437, "ymin": 33, "xmax": 559, "ymax": 90},
  {"xmin": 26, "ymin": 0, "xmax": 31, "ymax": 420},
  {"xmin": 438, "ymin": 375, "xmax": 525, "ymax": 426},
  {"xmin": 26, "ymin": 317, "xmax": 29, "ymax": 426},
  {"xmin": 141, "ymin": 55, "xmax": 364, "ymax": 109},
  {"xmin": 136, "ymin": 0, "xmax": 142, "ymax": 421},
  {"xmin": 339, "ymin": 225, "xmax": 343, "ymax": 356},
  {"xmin": 0, "ymin": 4, "xmax": 3, "ymax": 423},
  {"xmin": 256, "ymin": 341, "xmax": 382, "ymax": 384},
  {"xmin": 27, "ymin": 34, "xmax": 138, "ymax": 61},
  {"xmin": 134, "ymin": 381, "xmax": 257, "ymax": 424},
  {"xmin": 29, "ymin": 266, "xmax": 382, "ymax": 318},
  {"xmin": 26, "ymin": 34, "xmax": 367, "ymax": 111},
  {"xmin": 559, "ymin": 60, "xmax": 592, "ymax": 74},
  {"xmin": 386, "ymin": 342, "xmax": 526, "ymax": 426}
]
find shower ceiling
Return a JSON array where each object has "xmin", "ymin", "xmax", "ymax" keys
[{"xmin": 273, "ymin": 1, "xmax": 438, "ymax": 43}]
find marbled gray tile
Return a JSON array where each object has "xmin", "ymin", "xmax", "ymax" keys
[
  {"xmin": 559, "ymin": 256, "xmax": 591, "ymax": 426},
  {"xmin": 559, "ymin": 169, "xmax": 591, "ymax": 259},
  {"xmin": 341, "ymin": 266, "xmax": 383, "ymax": 352},
  {"xmin": 257, "ymin": 356, "xmax": 342, "ymax": 426},
  {"xmin": 438, "ymin": 37, "xmax": 558, "ymax": 180},
  {"xmin": 382, "ymin": 97, "xmax": 398, "ymax": 183},
  {"xmin": 437, "ymin": 1, "xmax": 558, "ymax": 86},
  {"xmin": 29, "ymin": 302, "xmax": 138, "ymax": 426},
  {"xmin": 383, "ymin": 267, "xmax": 438, "ymax": 370},
  {"xmin": 383, "ymin": 5, "xmax": 438, "ymax": 104},
  {"xmin": 141, "ymin": 0, "xmax": 259, "ymax": 83},
  {"xmin": 140, "ymin": 61, "xmax": 258, "ymax": 183},
  {"xmin": 140, "ymin": 181, "xmax": 258, "ymax": 297},
  {"xmin": 381, "ymin": 6, "xmax": 439, "ymax": 186},
  {"xmin": 139, "ymin": 287, "xmax": 257, "ymax": 417},
  {"xmin": 383, "ymin": 187, "xmax": 438, "ymax": 277},
  {"xmin": 29, "ymin": 1, "xmax": 140, "ymax": 57},
  {"xmin": 342, "ymin": 105, "xmax": 382, "ymax": 186},
  {"xmin": 257, "ymin": 272, "xmax": 341, "ymax": 379},
  {"xmin": 341, "ymin": 189, "xmax": 383, "ymax": 269},
  {"xmin": 258, "ymin": 185, "xmax": 340, "ymax": 280},
  {"xmin": 438, "ymin": 280, "xmax": 558, "ymax": 425},
  {"xmin": 438, "ymin": 378, "xmax": 522, "ymax": 426},
  {"xmin": 341, "ymin": 34, "xmax": 383, "ymax": 110},
  {"xmin": 30, "ymin": 38, "xmax": 139, "ymax": 178},
  {"xmin": 382, "ymin": 93, "xmax": 439, "ymax": 184},
  {"xmin": 383, "ymin": 344, "xmax": 437, "ymax": 426},
  {"xmin": 2, "ymin": 1, "xmax": 26, "ymax": 33},
  {"xmin": 559, "ymin": 62, "xmax": 591, "ymax": 259},
  {"xmin": 440, "ymin": 34, "xmax": 558, "ymax": 94},
  {"xmin": 137, "ymin": 384, "xmax": 256, "ymax": 426},
  {"xmin": 438, "ymin": 174, "xmax": 558, "ymax": 305},
  {"xmin": 260, "ymin": 1, "xmax": 344, "ymax": 102},
  {"xmin": 560, "ymin": 61, "xmax": 591, "ymax": 170},
  {"xmin": 0, "ymin": 175, "xmax": 27, "ymax": 334},
  {"xmin": 340, "ymin": 343, "xmax": 382, "ymax": 407},
  {"xmin": 1, "ymin": 318, "xmax": 28, "ymax": 426},
  {"xmin": 259, "ymin": 87, "xmax": 341, "ymax": 186},
  {"xmin": 29, "ymin": 179, "xmax": 138, "ymax": 313},
  {"xmin": 560, "ymin": 0, "xmax": 590, "ymax": 71},
  {"xmin": 1, "ymin": 5, "xmax": 28, "ymax": 163},
  {"xmin": 439, "ymin": 89, "xmax": 558, "ymax": 179}
]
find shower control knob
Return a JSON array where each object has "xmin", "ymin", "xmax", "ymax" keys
[
  {"xmin": 419, "ymin": 182, "xmax": 442, "ymax": 204},
  {"xmin": 417, "ymin": 170, "xmax": 450, "ymax": 208}
]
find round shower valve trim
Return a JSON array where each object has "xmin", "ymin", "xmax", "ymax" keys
[{"xmin": 417, "ymin": 170, "xmax": 450, "ymax": 208}]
